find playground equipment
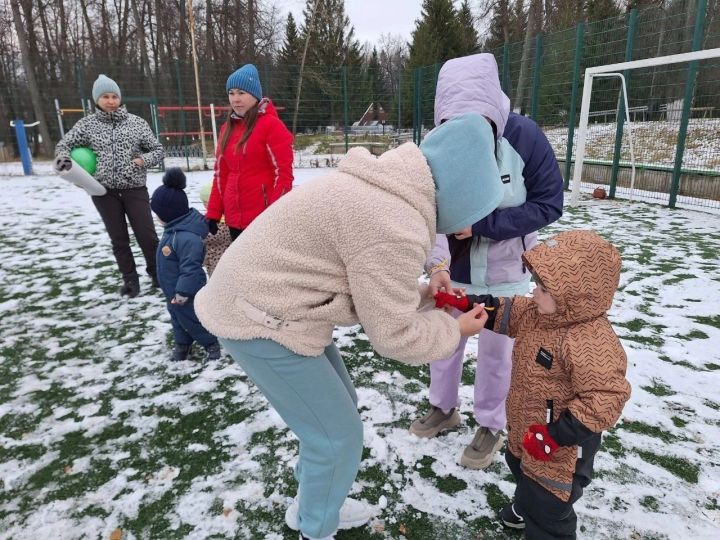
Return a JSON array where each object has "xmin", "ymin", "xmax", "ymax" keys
[
  {"xmin": 54, "ymin": 98, "xmax": 93, "ymax": 137},
  {"xmin": 157, "ymin": 105, "xmax": 230, "ymax": 156},
  {"xmin": 10, "ymin": 120, "xmax": 40, "ymax": 175},
  {"xmin": 157, "ymin": 104, "xmax": 286, "ymax": 162}
]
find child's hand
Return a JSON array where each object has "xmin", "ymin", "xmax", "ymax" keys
[
  {"xmin": 132, "ymin": 157, "xmax": 145, "ymax": 167},
  {"xmin": 171, "ymin": 293, "xmax": 189, "ymax": 305},
  {"xmin": 522, "ymin": 424, "xmax": 559, "ymax": 461},
  {"xmin": 457, "ymin": 303, "xmax": 489, "ymax": 336},
  {"xmin": 434, "ymin": 291, "xmax": 469, "ymax": 311}
]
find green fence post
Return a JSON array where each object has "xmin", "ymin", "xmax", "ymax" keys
[
  {"xmin": 342, "ymin": 66, "xmax": 349, "ymax": 152},
  {"xmin": 419, "ymin": 67, "xmax": 425, "ymax": 141},
  {"xmin": 670, "ymin": 0, "xmax": 708, "ymax": 208},
  {"xmin": 530, "ymin": 33, "xmax": 544, "ymax": 121},
  {"xmin": 413, "ymin": 68, "xmax": 420, "ymax": 144},
  {"xmin": 397, "ymin": 68, "xmax": 402, "ymax": 133},
  {"xmin": 564, "ymin": 23, "xmax": 585, "ymax": 189},
  {"xmin": 501, "ymin": 43, "xmax": 510, "ymax": 95},
  {"xmin": 175, "ymin": 59, "xmax": 190, "ymax": 171},
  {"xmin": 263, "ymin": 64, "xmax": 271, "ymax": 98},
  {"xmin": 609, "ymin": 8, "xmax": 638, "ymax": 199}
]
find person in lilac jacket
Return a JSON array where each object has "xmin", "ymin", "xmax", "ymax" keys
[{"xmin": 411, "ymin": 53, "xmax": 564, "ymax": 472}]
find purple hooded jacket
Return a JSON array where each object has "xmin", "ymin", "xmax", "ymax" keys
[{"xmin": 429, "ymin": 54, "xmax": 564, "ymax": 292}]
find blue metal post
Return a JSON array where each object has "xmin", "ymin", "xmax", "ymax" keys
[{"xmin": 14, "ymin": 120, "xmax": 33, "ymax": 175}]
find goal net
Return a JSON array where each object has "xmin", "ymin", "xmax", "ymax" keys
[{"xmin": 569, "ymin": 48, "xmax": 720, "ymax": 209}]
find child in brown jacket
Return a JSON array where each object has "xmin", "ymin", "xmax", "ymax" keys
[{"xmin": 435, "ymin": 229, "xmax": 631, "ymax": 539}]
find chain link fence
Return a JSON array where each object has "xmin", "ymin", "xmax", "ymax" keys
[{"xmin": 3, "ymin": 3, "xmax": 719, "ymax": 210}]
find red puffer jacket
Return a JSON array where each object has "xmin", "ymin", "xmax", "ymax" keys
[{"xmin": 206, "ymin": 99, "xmax": 293, "ymax": 230}]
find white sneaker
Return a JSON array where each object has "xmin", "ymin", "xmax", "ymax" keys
[
  {"xmin": 299, "ymin": 534, "xmax": 335, "ymax": 540},
  {"xmin": 285, "ymin": 497, "xmax": 373, "ymax": 531}
]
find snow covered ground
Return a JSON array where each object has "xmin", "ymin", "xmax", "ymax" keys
[{"xmin": 1, "ymin": 162, "xmax": 719, "ymax": 539}]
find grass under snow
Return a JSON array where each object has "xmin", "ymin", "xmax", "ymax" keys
[{"xmin": 0, "ymin": 166, "xmax": 719, "ymax": 539}]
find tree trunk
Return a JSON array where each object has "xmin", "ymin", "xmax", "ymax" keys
[
  {"xmin": 248, "ymin": 0, "xmax": 256, "ymax": 62},
  {"xmin": 206, "ymin": 0, "xmax": 216, "ymax": 62},
  {"xmin": 514, "ymin": 0, "xmax": 541, "ymax": 113},
  {"xmin": 292, "ymin": 1, "xmax": 318, "ymax": 134},
  {"xmin": 649, "ymin": 2, "xmax": 668, "ymax": 105},
  {"xmin": 132, "ymin": 0, "xmax": 156, "ymax": 97},
  {"xmin": 79, "ymin": 0, "xmax": 98, "ymax": 61},
  {"xmin": 10, "ymin": 0, "xmax": 54, "ymax": 155}
]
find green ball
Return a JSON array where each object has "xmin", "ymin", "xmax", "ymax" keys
[{"xmin": 70, "ymin": 147, "xmax": 97, "ymax": 175}]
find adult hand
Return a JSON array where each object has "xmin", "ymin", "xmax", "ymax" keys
[
  {"xmin": 206, "ymin": 218, "xmax": 219, "ymax": 235},
  {"xmin": 453, "ymin": 227, "xmax": 472, "ymax": 240},
  {"xmin": 457, "ymin": 303, "xmax": 488, "ymax": 336},
  {"xmin": 428, "ymin": 270, "xmax": 465, "ymax": 299},
  {"xmin": 132, "ymin": 157, "xmax": 145, "ymax": 167}
]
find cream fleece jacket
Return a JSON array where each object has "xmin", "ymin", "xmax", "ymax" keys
[{"xmin": 195, "ymin": 143, "xmax": 461, "ymax": 364}]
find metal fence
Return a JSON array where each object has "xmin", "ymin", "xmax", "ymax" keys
[{"xmin": 4, "ymin": 2, "xmax": 720, "ymax": 210}]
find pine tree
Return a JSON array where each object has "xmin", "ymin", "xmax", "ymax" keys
[
  {"xmin": 294, "ymin": 0, "xmax": 363, "ymax": 131},
  {"xmin": 585, "ymin": 0, "xmax": 622, "ymax": 22},
  {"xmin": 458, "ymin": 0, "xmax": 479, "ymax": 54},
  {"xmin": 407, "ymin": 0, "xmax": 465, "ymax": 68},
  {"xmin": 278, "ymin": 13, "xmax": 302, "ymax": 66},
  {"xmin": 276, "ymin": 13, "xmax": 303, "ymax": 121}
]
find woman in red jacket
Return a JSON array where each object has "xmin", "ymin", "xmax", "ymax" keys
[{"xmin": 206, "ymin": 64, "xmax": 294, "ymax": 240}]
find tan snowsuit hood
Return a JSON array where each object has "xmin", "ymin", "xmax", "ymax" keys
[{"xmin": 522, "ymin": 229, "xmax": 622, "ymax": 327}]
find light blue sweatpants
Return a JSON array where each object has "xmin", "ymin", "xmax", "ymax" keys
[{"xmin": 219, "ymin": 338, "xmax": 363, "ymax": 539}]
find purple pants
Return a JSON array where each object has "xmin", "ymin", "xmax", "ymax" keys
[{"xmin": 429, "ymin": 320, "xmax": 514, "ymax": 432}]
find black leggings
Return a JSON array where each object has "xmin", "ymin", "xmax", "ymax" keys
[{"xmin": 92, "ymin": 187, "xmax": 158, "ymax": 281}]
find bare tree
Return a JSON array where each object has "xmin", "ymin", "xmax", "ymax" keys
[
  {"xmin": 10, "ymin": 0, "xmax": 53, "ymax": 156},
  {"xmin": 514, "ymin": 0, "xmax": 543, "ymax": 113}
]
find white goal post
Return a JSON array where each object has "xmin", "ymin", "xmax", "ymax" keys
[{"xmin": 569, "ymin": 47, "xmax": 720, "ymax": 206}]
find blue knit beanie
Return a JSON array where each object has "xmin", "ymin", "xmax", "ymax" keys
[
  {"xmin": 226, "ymin": 64, "xmax": 262, "ymax": 100},
  {"xmin": 151, "ymin": 168, "xmax": 189, "ymax": 223},
  {"xmin": 420, "ymin": 113, "xmax": 504, "ymax": 234},
  {"xmin": 92, "ymin": 75, "xmax": 122, "ymax": 103}
]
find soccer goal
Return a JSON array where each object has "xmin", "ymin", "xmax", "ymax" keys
[{"xmin": 569, "ymin": 47, "xmax": 720, "ymax": 207}]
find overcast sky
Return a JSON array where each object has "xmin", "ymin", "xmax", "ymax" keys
[{"xmin": 280, "ymin": 0, "xmax": 427, "ymax": 47}]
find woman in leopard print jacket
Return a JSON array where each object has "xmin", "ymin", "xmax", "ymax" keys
[{"xmin": 55, "ymin": 75, "xmax": 164, "ymax": 298}]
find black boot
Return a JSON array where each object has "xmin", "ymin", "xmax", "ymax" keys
[
  {"xmin": 204, "ymin": 342, "xmax": 222, "ymax": 361},
  {"xmin": 150, "ymin": 272, "xmax": 160, "ymax": 289},
  {"xmin": 120, "ymin": 277, "xmax": 140, "ymax": 298},
  {"xmin": 170, "ymin": 344, "xmax": 191, "ymax": 362}
]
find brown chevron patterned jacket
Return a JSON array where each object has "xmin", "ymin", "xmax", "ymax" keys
[{"xmin": 494, "ymin": 230, "xmax": 631, "ymax": 502}]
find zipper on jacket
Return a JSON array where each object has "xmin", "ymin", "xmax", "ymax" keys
[
  {"xmin": 521, "ymin": 235, "xmax": 528, "ymax": 274},
  {"xmin": 546, "ymin": 399, "xmax": 554, "ymax": 424},
  {"xmin": 111, "ymin": 118, "xmax": 116, "ymax": 186},
  {"xmin": 262, "ymin": 185, "xmax": 268, "ymax": 207}
]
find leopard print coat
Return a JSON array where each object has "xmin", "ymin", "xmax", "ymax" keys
[
  {"xmin": 203, "ymin": 222, "xmax": 233, "ymax": 276},
  {"xmin": 55, "ymin": 106, "xmax": 164, "ymax": 189}
]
